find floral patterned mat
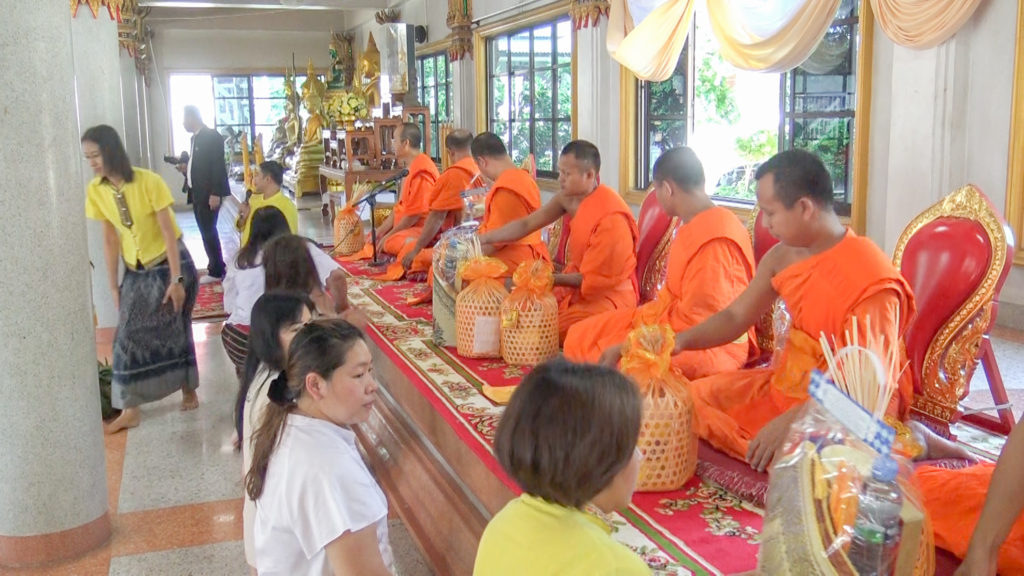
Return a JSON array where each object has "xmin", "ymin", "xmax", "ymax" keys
[{"xmin": 335, "ymin": 259, "xmax": 763, "ymax": 576}]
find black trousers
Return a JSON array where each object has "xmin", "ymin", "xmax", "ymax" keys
[{"xmin": 191, "ymin": 192, "xmax": 226, "ymax": 278}]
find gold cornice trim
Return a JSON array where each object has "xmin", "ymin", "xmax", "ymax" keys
[
  {"xmin": 475, "ymin": 0, "xmax": 571, "ymax": 37},
  {"xmin": 1006, "ymin": 0, "xmax": 1024, "ymax": 265},
  {"xmin": 850, "ymin": 0, "xmax": 874, "ymax": 235}
]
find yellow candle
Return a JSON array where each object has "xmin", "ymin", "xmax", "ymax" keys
[{"xmin": 241, "ymin": 132, "xmax": 251, "ymax": 189}]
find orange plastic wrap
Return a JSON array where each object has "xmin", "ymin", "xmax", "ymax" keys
[
  {"xmin": 620, "ymin": 323, "xmax": 697, "ymax": 492},
  {"xmin": 455, "ymin": 257, "xmax": 508, "ymax": 359},
  {"xmin": 332, "ymin": 206, "xmax": 364, "ymax": 256},
  {"xmin": 500, "ymin": 260, "xmax": 559, "ymax": 367}
]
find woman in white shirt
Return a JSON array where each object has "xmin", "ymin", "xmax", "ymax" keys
[
  {"xmin": 236, "ymin": 291, "xmax": 314, "ymax": 573},
  {"xmin": 222, "ymin": 207, "xmax": 347, "ymax": 376},
  {"xmin": 246, "ymin": 320, "xmax": 393, "ymax": 576}
]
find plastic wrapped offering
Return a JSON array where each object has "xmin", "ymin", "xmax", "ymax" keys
[{"xmin": 500, "ymin": 260, "xmax": 559, "ymax": 366}]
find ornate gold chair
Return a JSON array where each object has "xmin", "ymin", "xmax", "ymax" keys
[
  {"xmin": 746, "ymin": 205, "xmax": 782, "ymax": 365},
  {"xmin": 893, "ymin": 185, "xmax": 1016, "ymax": 438},
  {"xmin": 635, "ymin": 191, "xmax": 675, "ymax": 303}
]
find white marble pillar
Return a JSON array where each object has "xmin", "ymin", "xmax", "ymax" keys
[
  {"xmin": 451, "ymin": 56, "xmax": 476, "ymax": 132},
  {"xmin": 72, "ymin": 12, "xmax": 125, "ymax": 328},
  {"xmin": 574, "ymin": 19, "xmax": 621, "ymax": 190},
  {"xmin": 0, "ymin": 1, "xmax": 110, "ymax": 568},
  {"xmin": 120, "ymin": 50, "xmax": 144, "ymax": 166}
]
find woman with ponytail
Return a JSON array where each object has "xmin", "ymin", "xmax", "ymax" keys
[
  {"xmin": 238, "ymin": 291, "xmax": 314, "ymax": 573},
  {"xmin": 246, "ymin": 320, "xmax": 393, "ymax": 576}
]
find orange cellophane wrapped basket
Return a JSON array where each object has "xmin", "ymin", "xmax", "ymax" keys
[
  {"xmin": 456, "ymin": 256, "xmax": 508, "ymax": 359},
  {"xmin": 332, "ymin": 206, "xmax": 364, "ymax": 256},
  {"xmin": 620, "ymin": 323, "xmax": 697, "ymax": 492},
  {"xmin": 501, "ymin": 260, "xmax": 559, "ymax": 366}
]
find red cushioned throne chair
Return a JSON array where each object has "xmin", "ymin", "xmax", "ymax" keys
[{"xmin": 893, "ymin": 185, "xmax": 1016, "ymax": 438}]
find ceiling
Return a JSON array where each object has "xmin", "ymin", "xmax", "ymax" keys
[{"xmin": 141, "ymin": 0, "xmax": 387, "ymax": 31}]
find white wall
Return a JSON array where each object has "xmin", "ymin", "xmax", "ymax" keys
[
  {"xmin": 867, "ymin": 0, "xmax": 1023, "ymax": 323},
  {"xmin": 146, "ymin": 27, "xmax": 333, "ymax": 206}
]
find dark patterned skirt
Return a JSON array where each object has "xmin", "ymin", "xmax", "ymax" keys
[{"xmin": 112, "ymin": 242, "xmax": 199, "ymax": 409}]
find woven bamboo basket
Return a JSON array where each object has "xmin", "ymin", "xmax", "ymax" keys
[
  {"xmin": 501, "ymin": 260, "xmax": 558, "ymax": 366},
  {"xmin": 333, "ymin": 207, "xmax": 364, "ymax": 255},
  {"xmin": 455, "ymin": 245, "xmax": 508, "ymax": 358},
  {"xmin": 620, "ymin": 324, "xmax": 697, "ymax": 492}
]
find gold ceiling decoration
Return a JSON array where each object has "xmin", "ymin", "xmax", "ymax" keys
[
  {"xmin": 570, "ymin": 0, "xmax": 609, "ymax": 30},
  {"xmin": 446, "ymin": 0, "xmax": 473, "ymax": 61},
  {"xmin": 70, "ymin": 0, "xmax": 137, "ymax": 21}
]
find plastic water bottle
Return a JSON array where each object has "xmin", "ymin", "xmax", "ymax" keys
[{"xmin": 848, "ymin": 455, "xmax": 903, "ymax": 575}]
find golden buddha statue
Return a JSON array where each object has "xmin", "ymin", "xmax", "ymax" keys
[
  {"xmin": 301, "ymin": 60, "xmax": 327, "ymax": 145},
  {"xmin": 359, "ymin": 33, "xmax": 381, "ymax": 110}
]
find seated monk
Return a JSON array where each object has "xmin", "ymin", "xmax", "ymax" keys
[
  {"xmin": 917, "ymin": 415, "xmax": 1024, "ymax": 575},
  {"xmin": 567, "ymin": 147, "xmax": 756, "ymax": 378},
  {"xmin": 346, "ymin": 123, "xmax": 439, "ymax": 263},
  {"xmin": 665, "ymin": 149, "xmax": 970, "ymax": 472},
  {"xmin": 380, "ymin": 129, "xmax": 480, "ymax": 278},
  {"xmin": 479, "ymin": 140, "xmax": 638, "ymax": 342},
  {"xmin": 470, "ymin": 132, "xmax": 550, "ymax": 277}
]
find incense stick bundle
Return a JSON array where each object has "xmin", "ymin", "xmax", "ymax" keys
[{"xmin": 819, "ymin": 312, "xmax": 904, "ymax": 419}]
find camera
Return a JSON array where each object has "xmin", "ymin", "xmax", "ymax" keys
[{"xmin": 163, "ymin": 151, "xmax": 189, "ymax": 166}]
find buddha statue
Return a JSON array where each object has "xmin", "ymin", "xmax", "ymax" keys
[
  {"xmin": 328, "ymin": 31, "xmax": 355, "ymax": 91},
  {"xmin": 300, "ymin": 59, "xmax": 327, "ymax": 145},
  {"xmin": 359, "ymin": 33, "xmax": 381, "ymax": 110}
]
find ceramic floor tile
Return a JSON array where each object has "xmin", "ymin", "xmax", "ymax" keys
[
  {"xmin": 107, "ymin": 541, "xmax": 247, "ymax": 576},
  {"xmin": 111, "ymin": 499, "xmax": 242, "ymax": 558}
]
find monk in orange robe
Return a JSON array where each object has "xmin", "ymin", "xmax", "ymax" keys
[
  {"xmin": 665, "ymin": 150, "xmax": 970, "ymax": 472},
  {"xmin": 387, "ymin": 129, "xmax": 480, "ymax": 277},
  {"xmin": 917, "ymin": 416, "xmax": 1024, "ymax": 575},
  {"xmin": 564, "ymin": 147, "xmax": 756, "ymax": 379},
  {"xmin": 479, "ymin": 140, "xmax": 637, "ymax": 342},
  {"xmin": 470, "ymin": 132, "xmax": 550, "ymax": 278},
  {"xmin": 345, "ymin": 123, "xmax": 439, "ymax": 263}
]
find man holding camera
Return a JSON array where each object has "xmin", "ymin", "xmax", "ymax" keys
[{"xmin": 179, "ymin": 105, "xmax": 228, "ymax": 283}]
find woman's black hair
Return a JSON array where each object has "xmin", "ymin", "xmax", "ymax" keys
[
  {"xmin": 81, "ymin": 124, "xmax": 135, "ymax": 183},
  {"xmin": 235, "ymin": 207, "xmax": 291, "ymax": 270},
  {"xmin": 235, "ymin": 290, "xmax": 315, "ymax": 440}
]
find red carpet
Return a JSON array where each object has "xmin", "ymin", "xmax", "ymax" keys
[{"xmin": 192, "ymin": 281, "xmax": 227, "ymax": 321}]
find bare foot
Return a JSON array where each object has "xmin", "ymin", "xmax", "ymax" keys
[
  {"xmin": 104, "ymin": 407, "xmax": 140, "ymax": 434},
  {"xmin": 180, "ymin": 387, "xmax": 199, "ymax": 411},
  {"xmin": 910, "ymin": 420, "xmax": 979, "ymax": 462}
]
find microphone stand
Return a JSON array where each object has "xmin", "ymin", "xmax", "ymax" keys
[{"xmin": 354, "ymin": 182, "xmax": 398, "ymax": 266}]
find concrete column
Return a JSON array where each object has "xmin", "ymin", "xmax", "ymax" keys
[
  {"xmin": 72, "ymin": 11, "xmax": 125, "ymax": 329},
  {"xmin": 120, "ymin": 50, "xmax": 144, "ymax": 166},
  {"xmin": 451, "ymin": 57, "xmax": 476, "ymax": 132},
  {"xmin": 0, "ymin": 1, "xmax": 111, "ymax": 568},
  {"xmin": 574, "ymin": 19, "xmax": 621, "ymax": 190}
]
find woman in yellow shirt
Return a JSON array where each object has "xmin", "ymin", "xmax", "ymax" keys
[
  {"xmin": 474, "ymin": 359, "xmax": 651, "ymax": 575},
  {"xmin": 82, "ymin": 125, "xmax": 200, "ymax": 434}
]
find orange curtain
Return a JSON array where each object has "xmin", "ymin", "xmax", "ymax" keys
[{"xmin": 870, "ymin": 0, "xmax": 984, "ymax": 49}]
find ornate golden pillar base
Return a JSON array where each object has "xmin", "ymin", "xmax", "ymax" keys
[{"xmin": 295, "ymin": 142, "xmax": 324, "ymax": 197}]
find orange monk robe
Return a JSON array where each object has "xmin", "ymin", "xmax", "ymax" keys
[
  {"xmin": 478, "ymin": 168, "xmax": 550, "ymax": 278},
  {"xmin": 402, "ymin": 155, "xmax": 479, "ymax": 275},
  {"xmin": 916, "ymin": 463, "xmax": 1024, "ymax": 574},
  {"xmin": 553, "ymin": 184, "xmax": 639, "ymax": 342},
  {"xmin": 689, "ymin": 230, "xmax": 916, "ymax": 461},
  {"xmin": 344, "ymin": 154, "xmax": 438, "ymax": 263},
  {"xmin": 564, "ymin": 206, "xmax": 756, "ymax": 378}
]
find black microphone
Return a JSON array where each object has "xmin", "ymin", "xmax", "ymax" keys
[{"xmin": 380, "ymin": 168, "xmax": 409, "ymax": 186}]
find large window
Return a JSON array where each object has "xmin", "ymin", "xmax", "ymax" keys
[
  {"xmin": 416, "ymin": 52, "xmax": 452, "ymax": 163},
  {"xmin": 635, "ymin": 3, "xmax": 859, "ymax": 215},
  {"xmin": 487, "ymin": 18, "xmax": 573, "ymax": 178},
  {"xmin": 213, "ymin": 74, "xmax": 300, "ymax": 155}
]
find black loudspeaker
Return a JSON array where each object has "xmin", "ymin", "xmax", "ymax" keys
[{"xmin": 414, "ymin": 25, "xmax": 427, "ymax": 44}]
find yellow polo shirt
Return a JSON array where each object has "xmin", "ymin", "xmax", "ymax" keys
[
  {"xmin": 473, "ymin": 494, "xmax": 651, "ymax": 575},
  {"xmin": 84, "ymin": 168, "xmax": 181, "ymax": 267},
  {"xmin": 241, "ymin": 190, "xmax": 299, "ymax": 246}
]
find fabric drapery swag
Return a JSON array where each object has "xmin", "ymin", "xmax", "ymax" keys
[{"xmin": 607, "ymin": 0, "xmax": 985, "ymax": 81}]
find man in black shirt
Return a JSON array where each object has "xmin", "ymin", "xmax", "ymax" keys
[{"xmin": 181, "ymin": 105, "xmax": 229, "ymax": 282}]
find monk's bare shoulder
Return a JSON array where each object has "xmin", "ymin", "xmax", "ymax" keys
[{"xmin": 759, "ymin": 243, "xmax": 808, "ymax": 278}]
